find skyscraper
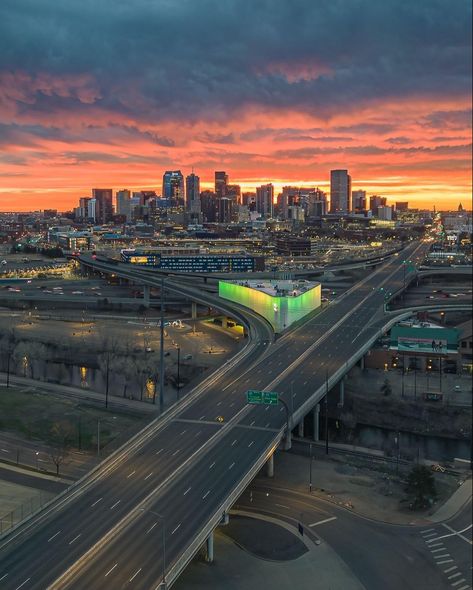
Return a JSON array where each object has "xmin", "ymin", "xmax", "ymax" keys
[
  {"xmin": 255, "ymin": 184, "xmax": 274, "ymax": 218},
  {"xmin": 352, "ymin": 189, "xmax": 367, "ymax": 213},
  {"xmin": 330, "ymin": 170, "xmax": 351, "ymax": 213},
  {"xmin": 163, "ymin": 171, "xmax": 185, "ymax": 205},
  {"xmin": 369, "ymin": 195, "xmax": 387, "ymax": 216},
  {"xmin": 186, "ymin": 173, "xmax": 200, "ymax": 211},
  {"xmin": 116, "ymin": 189, "xmax": 131, "ymax": 219},
  {"xmin": 92, "ymin": 188, "xmax": 113, "ymax": 223},
  {"xmin": 215, "ymin": 171, "xmax": 228, "ymax": 198}
]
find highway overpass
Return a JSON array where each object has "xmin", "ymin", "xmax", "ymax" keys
[{"xmin": 0, "ymin": 241, "xmax": 431, "ymax": 590}]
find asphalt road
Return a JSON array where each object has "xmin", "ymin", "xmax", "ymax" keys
[
  {"xmin": 233, "ymin": 482, "xmax": 472, "ymax": 590},
  {"xmin": 0, "ymin": 242, "xmax": 431, "ymax": 590}
]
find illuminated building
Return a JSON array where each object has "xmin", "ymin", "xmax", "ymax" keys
[{"xmin": 219, "ymin": 279, "xmax": 321, "ymax": 333}]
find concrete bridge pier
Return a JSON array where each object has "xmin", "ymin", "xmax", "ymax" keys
[
  {"xmin": 297, "ymin": 419, "xmax": 305, "ymax": 438},
  {"xmin": 191, "ymin": 301, "xmax": 197, "ymax": 319},
  {"xmin": 312, "ymin": 404, "xmax": 320, "ymax": 441},
  {"xmin": 266, "ymin": 453, "xmax": 274, "ymax": 478},
  {"xmin": 359, "ymin": 355, "xmax": 365, "ymax": 370},
  {"xmin": 338, "ymin": 379, "xmax": 345, "ymax": 407},
  {"xmin": 205, "ymin": 531, "xmax": 214, "ymax": 563}
]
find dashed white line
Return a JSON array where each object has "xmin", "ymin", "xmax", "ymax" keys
[
  {"xmin": 250, "ymin": 421, "xmax": 255, "ymax": 426},
  {"xmin": 195, "ymin": 431, "xmax": 201, "ymax": 437},
  {"xmin": 422, "ymin": 528, "xmax": 435, "ymax": 534},
  {"xmin": 126, "ymin": 470, "xmax": 136, "ymax": 479},
  {"xmin": 0, "ymin": 574, "xmax": 8, "ymax": 582},
  {"xmin": 184, "ymin": 486, "xmax": 192, "ymax": 495},
  {"xmin": 437, "ymin": 559, "xmax": 454, "ymax": 564},
  {"xmin": 179, "ymin": 430, "xmax": 187, "ymax": 436},
  {"xmin": 14, "ymin": 578, "xmax": 30, "ymax": 590},
  {"xmin": 309, "ymin": 516, "xmax": 337, "ymax": 527},
  {"xmin": 144, "ymin": 472, "xmax": 153, "ymax": 480},
  {"xmin": 434, "ymin": 553, "xmax": 450, "ymax": 559},
  {"xmin": 110, "ymin": 500, "xmax": 121, "ymax": 510},
  {"xmin": 448, "ymin": 573, "xmax": 462, "ymax": 580},
  {"xmin": 429, "ymin": 542, "xmax": 444, "ymax": 548},
  {"xmin": 129, "ymin": 568, "xmax": 142, "ymax": 582},
  {"xmin": 147, "ymin": 522, "xmax": 158, "ymax": 534},
  {"xmin": 48, "ymin": 531, "xmax": 61, "ymax": 542},
  {"xmin": 431, "ymin": 547, "xmax": 446, "ymax": 553},
  {"xmin": 451, "ymin": 580, "xmax": 466, "ymax": 588},
  {"xmin": 203, "ymin": 490, "xmax": 211, "ymax": 499},
  {"xmin": 172, "ymin": 449, "xmax": 181, "ymax": 456},
  {"xmin": 199, "ymin": 415, "xmax": 205, "ymax": 420},
  {"xmin": 456, "ymin": 585, "xmax": 469, "ymax": 590},
  {"xmin": 209, "ymin": 462, "xmax": 215, "ymax": 470},
  {"xmin": 231, "ymin": 439, "xmax": 237, "ymax": 446},
  {"xmin": 275, "ymin": 503, "xmax": 290, "ymax": 509},
  {"xmin": 265, "ymin": 406, "xmax": 270, "ymax": 411},
  {"xmin": 216, "ymin": 401, "xmax": 222, "ymax": 406},
  {"xmin": 248, "ymin": 441, "xmax": 254, "ymax": 448},
  {"xmin": 228, "ymin": 462, "xmax": 235, "ymax": 470},
  {"xmin": 265, "ymin": 423, "xmax": 270, "ymax": 428},
  {"xmin": 171, "ymin": 524, "xmax": 181, "ymax": 535},
  {"xmin": 229, "ymin": 402, "xmax": 235, "ymax": 408},
  {"xmin": 91, "ymin": 498, "xmax": 103, "ymax": 507},
  {"xmin": 104, "ymin": 563, "xmax": 118, "ymax": 577},
  {"xmin": 1, "ymin": 449, "xmax": 9, "ymax": 453},
  {"xmin": 69, "ymin": 534, "xmax": 81, "ymax": 545},
  {"xmin": 444, "ymin": 566, "xmax": 458, "ymax": 573},
  {"xmin": 155, "ymin": 448, "xmax": 163, "ymax": 455},
  {"xmin": 423, "ymin": 532, "xmax": 438, "ymax": 538}
]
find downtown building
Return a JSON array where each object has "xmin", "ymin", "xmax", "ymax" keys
[{"xmin": 330, "ymin": 170, "xmax": 351, "ymax": 213}]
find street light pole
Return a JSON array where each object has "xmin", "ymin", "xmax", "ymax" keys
[
  {"xmin": 177, "ymin": 346, "xmax": 180, "ymax": 400},
  {"xmin": 325, "ymin": 370, "xmax": 329, "ymax": 455},
  {"xmin": 309, "ymin": 443, "xmax": 314, "ymax": 493},
  {"xmin": 159, "ymin": 277, "xmax": 165, "ymax": 412},
  {"xmin": 140, "ymin": 509, "xmax": 166, "ymax": 588}
]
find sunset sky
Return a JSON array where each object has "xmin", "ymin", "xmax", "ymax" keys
[{"xmin": 0, "ymin": 0, "xmax": 471, "ymax": 212}]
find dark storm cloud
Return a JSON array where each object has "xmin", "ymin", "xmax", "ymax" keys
[{"xmin": 0, "ymin": 0, "xmax": 470, "ymax": 123}]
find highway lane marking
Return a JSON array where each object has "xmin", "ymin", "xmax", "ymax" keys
[
  {"xmin": 423, "ymin": 531, "xmax": 438, "ymax": 538},
  {"xmin": 155, "ymin": 448, "xmax": 163, "ymax": 455},
  {"xmin": 69, "ymin": 534, "xmax": 81, "ymax": 545},
  {"xmin": 434, "ymin": 553, "xmax": 451, "ymax": 559},
  {"xmin": 229, "ymin": 462, "xmax": 235, "ymax": 470},
  {"xmin": 275, "ymin": 503, "xmax": 290, "ymax": 509},
  {"xmin": 448, "ymin": 573, "xmax": 463, "ymax": 580},
  {"xmin": 250, "ymin": 421, "xmax": 255, "ymax": 426},
  {"xmin": 104, "ymin": 563, "xmax": 118, "ymax": 577},
  {"xmin": 0, "ymin": 574, "xmax": 8, "ymax": 582},
  {"xmin": 421, "ymin": 528, "xmax": 435, "ymax": 534},
  {"xmin": 456, "ymin": 586, "xmax": 469, "ymax": 590},
  {"xmin": 199, "ymin": 415, "xmax": 206, "ymax": 420},
  {"xmin": 248, "ymin": 441, "xmax": 254, "ymax": 448},
  {"xmin": 110, "ymin": 500, "xmax": 121, "ymax": 510},
  {"xmin": 48, "ymin": 531, "xmax": 61, "ymax": 542},
  {"xmin": 172, "ymin": 449, "xmax": 181, "ymax": 456},
  {"xmin": 209, "ymin": 462, "xmax": 216, "ymax": 470},
  {"xmin": 451, "ymin": 580, "xmax": 466, "ymax": 588},
  {"xmin": 144, "ymin": 472, "xmax": 153, "ymax": 480},
  {"xmin": 126, "ymin": 470, "xmax": 136, "ymax": 478},
  {"xmin": 430, "ymin": 524, "xmax": 473, "ymax": 545},
  {"xmin": 1, "ymin": 448, "xmax": 9, "ymax": 452},
  {"xmin": 91, "ymin": 498, "xmax": 103, "ymax": 507},
  {"xmin": 195, "ymin": 431, "xmax": 201, "ymax": 437},
  {"xmin": 179, "ymin": 430, "xmax": 187, "ymax": 436},
  {"xmin": 231, "ymin": 439, "xmax": 237, "ymax": 446},
  {"xmin": 265, "ymin": 406, "xmax": 270, "ymax": 411},
  {"xmin": 147, "ymin": 522, "xmax": 158, "ymax": 534},
  {"xmin": 431, "ymin": 547, "xmax": 446, "ymax": 553},
  {"xmin": 14, "ymin": 578, "xmax": 30, "ymax": 590},
  {"xmin": 129, "ymin": 568, "xmax": 142, "ymax": 582},
  {"xmin": 171, "ymin": 524, "xmax": 181, "ymax": 535},
  {"xmin": 309, "ymin": 516, "xmax": 337, "ymax": 527},
  {"xmin": 437, "ymin": 559, "xmax": 454, "ymax": 564},
  {"xmin": 184, "ymin": 487, "xmax": 192, "ymax": 495},
  {"xmin": 216, "ymin": 401, "xmax": 222, "ymax": 406},
  {"xmin": 203, "ymin": 490, "xmax": 211, "ymax": 499},
  {"xmin": 444, "ymin": 567, "xmax": 458, "ymax": 573},
  {"xmin": 429, "ymin": 542, "xmax": 444, "ymax": 547},
  {"xmin": 229, "ymin": 402, "xmax": 235, "ymax": 407}
]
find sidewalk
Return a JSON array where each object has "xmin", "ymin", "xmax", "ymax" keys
[{"xmin": 428, "ymin": 477, "xmax": 472, "ymax": 523}]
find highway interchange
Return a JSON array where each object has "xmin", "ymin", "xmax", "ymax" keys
[{"xmin": 0, "ymin": 240, "xmax": 453, "ymax": 590}]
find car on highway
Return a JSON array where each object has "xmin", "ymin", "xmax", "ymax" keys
[
  {"xmin": 72, "ymin": 291, "xmax": 83, "ymax": 294},
  {"xmin": 183, "ymin": 354, "xmax": 192, "ymax": 360}
]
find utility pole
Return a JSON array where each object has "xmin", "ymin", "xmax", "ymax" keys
[
  {"xmin": 309, "ymin": 443, "xmax": 314, "ymax": 493},
  {"xmin": 159, "ymin": 277, "xmax": 165, "ymax": 412},
  {"xmin": 105, "ymin": 353, "xmax": 110, "ymax": 409},
  {"xmin": 97, "ymin": 419, "xmax": 100, "ymax": 458},
  {"xmin": 325, "ymin": 371, "xmax": 329, "ymax": 455},
  {"xmin": 177, "ymin": 346, "xmax": 181, "ymax": 400}
]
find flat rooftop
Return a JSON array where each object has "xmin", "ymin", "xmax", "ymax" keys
[{"xmin": 231, "ymin": 279, "xmax": 319, "ymax": 298}]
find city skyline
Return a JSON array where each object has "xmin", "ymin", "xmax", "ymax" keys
[{"xmin": 0, "ymin": 0, "xmax": 471, "ymax": 212}]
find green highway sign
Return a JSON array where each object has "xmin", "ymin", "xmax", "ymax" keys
[{"xmin": 246, "ymin": 390, "xmax": 279, "ymax": 405}]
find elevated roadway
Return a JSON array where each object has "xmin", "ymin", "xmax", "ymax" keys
[{"xmin": 0, "ymin": 241, "xmax": 430, "ymax": 590}]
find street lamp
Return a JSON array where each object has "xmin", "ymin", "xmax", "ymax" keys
[
  {"xmin": 176, "ymin": 346, "xmax": 181, "ymax": 400},
  {"xmin": 308, "ymin": 443, "xmax": 315, "ymax": 493},
  {"xmin": 35, "ymin": 451, "xmax": 39, "ymax": 470},
  {"xmin": 139, "ymin": 508, "xmax": 166, "ymax": 589}
]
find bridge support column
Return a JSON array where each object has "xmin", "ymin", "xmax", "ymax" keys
[
  {"xmin": 359, "ymin": 355, "xmax": 365, "ymax": 370},
  {"xmin": 313, "ymin": 404, "xmax": 320, "ymax": 441},
  {"xmin": 191, "ymin": 301, "xmax": 197, "ymax": 319},
  {"xmin": 205, "ymin": 531, "xmax": 214, "ymax": 563},
  {"xmin": 338, "ymin": 379, "xmax": 345, "ymax": 407},
  {"xmin": 266, "ymin": 453, "xmax": 274, "ymax": 478},
  {"xmin": 298, "ymin": 419, "xmax": 305, "ymax": 438},
  {"xmin": 143, "ymin": 285, "xmax": 150, "ymax": 307}
]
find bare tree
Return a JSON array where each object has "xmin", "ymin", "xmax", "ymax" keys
[
  {"xmin": 0, "ymin": 327, "xmax": 17, "ymax": 387},
  {"xmin": 97, "ymin": 335, "xmax": 120, "ymax": 408},
  {"xmin": 48, "ymin": 421, "xmax": 74, "ymax": 477}
]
